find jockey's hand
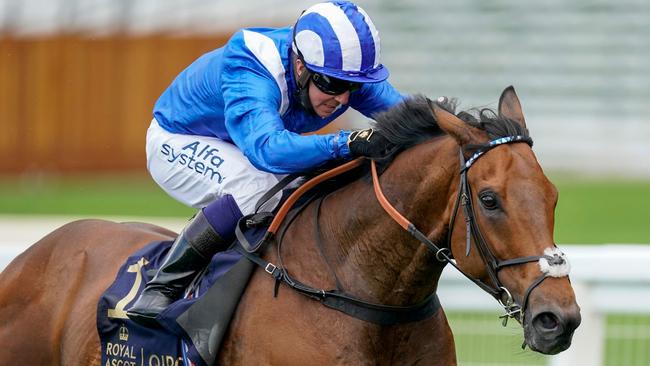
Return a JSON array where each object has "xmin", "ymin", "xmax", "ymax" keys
[{"xmin": 347, "ymin": 128, "xmax": 395, "ymax": 159}]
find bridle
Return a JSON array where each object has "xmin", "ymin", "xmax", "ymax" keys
[
  {"xmin": 235, "ymin": 134, "xmax": 569, "ymax": 328},
  {"xmin": 372, "ymin": 135, "xmax": 568, "ymax": 327}
]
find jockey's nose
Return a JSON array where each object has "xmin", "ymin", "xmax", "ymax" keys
[{"xmin": 334, "ymin": 91, "xmax": 350, "ymax": 105}]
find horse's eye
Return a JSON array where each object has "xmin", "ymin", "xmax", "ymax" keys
[{"xmin": 479, "ymin": 192, "xmax": 499, "ymax": 210}]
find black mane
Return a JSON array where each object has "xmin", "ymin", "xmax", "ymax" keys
[{"xmin": 372, "ymin": 95, "xmax": 530, "ymax": 149}]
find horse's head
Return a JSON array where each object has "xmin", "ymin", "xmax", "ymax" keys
[{"xmin": 430, "ymin": 86, "xmax": 581, "ymax": 354}]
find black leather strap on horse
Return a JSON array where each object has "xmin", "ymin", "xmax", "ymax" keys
[
  {"xmin": 264, "ymin": 158, "xmax": 365, "ymax": 235},
  {"xmin": 253, "ymin": 173, "xmax": 303, "ymax": 214},
  {"xmin": 234, "ymin": 157, "xmax": 442, "ymax": 326},
  {"xmin": 370, "ymin": 135, "xmax": 557, "ymax": 327},
  {"xmin": 370, "ymin": 160, "xmax": 500, "ymax": 297},
  {"xmin": 237, "ymin": 159, "xmax": 367, "ymax": 253},
  {"xmin": 235, "ymin": 170, "xmax": 327, "ymax": 253},
  {"xmin": 232, "ymin": 244, "xmax": 441, "ymax": 326},
  {"xmin": 234, "ymin": 176, "xmax": 329, "ymax": 254}
]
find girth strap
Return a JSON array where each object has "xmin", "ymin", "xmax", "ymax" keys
[
  {"xmin": 232, "ymin": 244, "xmax": 441, "ymax": 326},
  {"xmin": 234, "ymin": 157, "xmax": 442, "ymax": 325}
]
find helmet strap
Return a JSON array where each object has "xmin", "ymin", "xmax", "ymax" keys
[{"xmin": 292, "ymin": 51, "xmax": 316, "ymax": 115}]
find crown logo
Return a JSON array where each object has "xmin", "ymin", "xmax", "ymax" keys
[{"xmin": 119, "ymin": 325, "xmax": 129, "ymax": 342}]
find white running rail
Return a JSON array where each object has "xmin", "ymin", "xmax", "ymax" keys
[{"xmin": 1, "ymin": 216, "xmax": 648, "ymax": 365}]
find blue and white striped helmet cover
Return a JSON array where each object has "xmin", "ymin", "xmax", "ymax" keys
[{"xmin": 292, "ymin": 1, "xmax": 389, "ymax": 83}]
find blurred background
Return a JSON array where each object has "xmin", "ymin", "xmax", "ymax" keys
[{"xmin": 1, "ymin": 1, "xmax": 649, "ymax": 365}]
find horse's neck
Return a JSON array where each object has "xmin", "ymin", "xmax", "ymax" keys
[{"xmin": 310, "ymin": 138, "xmax": 459, "ymax": 305}]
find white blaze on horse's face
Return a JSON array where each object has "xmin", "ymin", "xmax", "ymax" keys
[{"xmin": 538, "ymin": 247, "xmax": 570, "ymax": 278}]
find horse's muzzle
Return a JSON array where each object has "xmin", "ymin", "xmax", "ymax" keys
[{"xmin": 524, "ymin": 303, "xmax": 581, "ymax": 355}]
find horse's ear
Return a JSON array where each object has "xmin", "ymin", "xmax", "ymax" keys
[
  {"xmin": 430, "ymin": 101, "xmax": 483, "ymax": 146},
  {"xmin": 498, "ymin": 86, "xmax": 526, "ymax": 127}
]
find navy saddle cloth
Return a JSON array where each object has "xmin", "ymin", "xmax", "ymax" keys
[{"xmin": 97, "ymin": 226, "xmax": 265, "ymax": 366}]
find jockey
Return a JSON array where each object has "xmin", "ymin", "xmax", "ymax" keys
[{"xmin": 127, "ymin": 0, "xmax": 405, "ymax": 326}]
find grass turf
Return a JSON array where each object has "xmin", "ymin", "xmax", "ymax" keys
[
  {"xmin": 551, "ymin": 175, "xmax": 650, "ymax": 244},
  {"xmin": 0, "ymin": 173, "xmax": 648, "ymax": 244},
  {"xmin": 0, "ymin": 174, "xmax": 194, "ymax": 218}
]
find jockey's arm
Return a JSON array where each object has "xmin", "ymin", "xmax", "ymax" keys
[{"xmin": 221, "ymin": 62, "xmax": 350, "ymax": 174}]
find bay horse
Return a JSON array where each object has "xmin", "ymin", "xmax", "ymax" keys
[{"xmin": 0, "ymin": 86, "xmax": 580, "ymax": 365}]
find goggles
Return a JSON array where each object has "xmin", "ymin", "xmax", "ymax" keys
[{"xmin": 311, "ymin": 72, "xmax": 361, "ymax": 95}]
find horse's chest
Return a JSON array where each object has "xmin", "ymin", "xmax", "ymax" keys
[{"xmin": 221, "ymin": 275, "xmax": 455, "ymax": 365}]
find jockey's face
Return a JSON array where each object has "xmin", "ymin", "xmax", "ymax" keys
[
  {"xmin": 308, "ymin": 81, "xmax": 350, "ymax": 118},
  {"xmin": 295, "ymin": 58, "xmax": 350, "ymax": 118}
]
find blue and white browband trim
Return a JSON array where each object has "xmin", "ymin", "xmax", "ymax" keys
[{"xmin": 464, "ymin": 135, "xmax": 532, "ymax": 169}]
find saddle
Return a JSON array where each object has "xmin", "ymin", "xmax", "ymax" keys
[
  {"xmin": 97, "ymin": 159, "xmax": 368, "ymax": 366},
  {"xmin": 98, "ymin": 157, "xmax": 442, "ymax": 366}
]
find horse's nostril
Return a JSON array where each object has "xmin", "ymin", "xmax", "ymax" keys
[{"xmin": 534, "ymin": 312, "xmax": 559, "ymax": 331}]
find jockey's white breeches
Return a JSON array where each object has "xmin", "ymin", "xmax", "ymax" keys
[{"xmin": 146, "ymin": 119, "xmax": 282, "ymax": 215}]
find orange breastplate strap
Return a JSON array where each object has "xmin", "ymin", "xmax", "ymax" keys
[{"xmin": 267, "ymin": 158, "xmax": 365, "ymax": 235}]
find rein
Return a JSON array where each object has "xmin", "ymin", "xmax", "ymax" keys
[
  {"xmin": 235, "ymin": 158, "xmax": 441, "ymax": 326},
  {"xmin": 372, "ymin": 135, "xmax": 568, "ymax": 327},
  {"xmin": 235, "ymin": 135, "xmax": 568, "ymax": 328}
]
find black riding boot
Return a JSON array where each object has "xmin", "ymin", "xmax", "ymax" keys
[{"xmin": 126, "ymin": 210, "xmax": 230, "ymax": 327}]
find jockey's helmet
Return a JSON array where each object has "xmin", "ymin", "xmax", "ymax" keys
[{"xmin": 292, "ymin": 1, "xmax": 388, "ymax": 84}]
